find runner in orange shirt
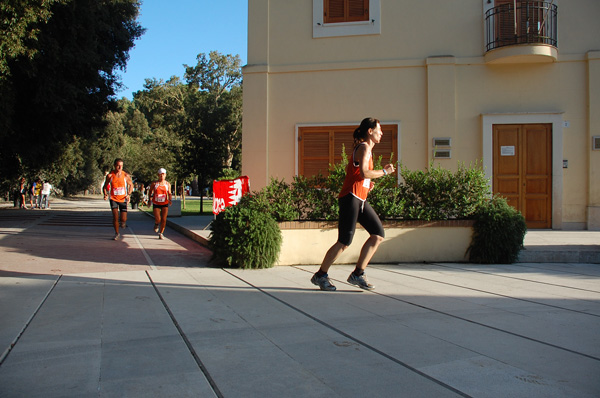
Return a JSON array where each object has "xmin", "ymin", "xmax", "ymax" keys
[
  {"xmin": 103, "ymin": 158, "xmax": 133, "ymax": 240},
  {"xmin": 147, "ymin": 168, "xmax": 172, "ymax": 239},
  {"xmin": 311, "ymin": 118, "xmax": 395, "ymax": 291}
]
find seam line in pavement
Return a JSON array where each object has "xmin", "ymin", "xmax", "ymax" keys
[
  {"xmin": 298, "ymin": 266, "xmax": 600, "ymax": 362},
  {"xmin": 224, "ymin": 268, "xmax": 474, "ymax": 398},
  {"xmin": 372, "ymin": 265, "xmax": 600, "ymax": 318},
  {"xmin": 0, "ymin": 275, "xmax": 62, "ymax": 367},
  {"xmin": 129, "ymin": 226, "xmax": 158, "ymax": 270},
  {"xmin": 145, "ymin": 271, "xmax": 222, "ymax": 398},
  {"xmin": 432, "ymin": 263, "xmax": 600, "ymax": 294}
]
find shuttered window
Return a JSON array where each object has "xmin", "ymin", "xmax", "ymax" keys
[
  {"xmin": 299, "ymin": 124, "xmax": 397, "ymax": 177},
  {"xmin": 324, "ymin": 0, "xmax": 369, "ymax": 24}
]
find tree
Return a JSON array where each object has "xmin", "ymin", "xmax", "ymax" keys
[
  {"xmin": 181, "ymin": 52, "xmax": 243, "ymax": 198},
  {"xmin": 0, "ymin": 0, "xmax": 144, "ymax": 192},
  {"xmin": 0, "ymin": 0, "xmax": 66, "ymax": 79}
]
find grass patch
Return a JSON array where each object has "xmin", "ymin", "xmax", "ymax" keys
[{"xmin": 140, "ymin": 197, "xmax": 214, "ymax": 216}]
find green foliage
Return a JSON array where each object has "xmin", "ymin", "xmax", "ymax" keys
[
  {"xmin": 467, "ymin": 196, "xmax": 527, "ymax": 264},
  {"xmin": 0, "ymin": 0, "xmax": 143, "ymax": 190},
  {"xmin": 400, "ymin": 161, "xmax": 489, "ymax": 220},
  {"xmin": 209, "ymin": 198, "xmax": 282, "ymax": 269},
  {"xmin": 182, "ymin": 52, "xmax": 243, "ymax": 191},
  {"xmin": 248, "ymin": 178, "xmax": 300, "ymax": 221},
  {"xmin": 218, "ymin": 168, "xmax": 241, "ymax": 181},
  {"xmin": 130, "ymin": 190, "xmax": 143, "ymax": 204}
]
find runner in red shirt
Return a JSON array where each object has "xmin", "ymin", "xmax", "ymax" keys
[
  {"xmin": 103, "ymin": 158, "xmax": 133, "ymax": 240},
  {"xmin": 147, "ymin": 167, "xmax": 172, "ymax": 239},
  {"xmin": 311, "ymin": 118, "xmax": 395, "ymax": 291}
]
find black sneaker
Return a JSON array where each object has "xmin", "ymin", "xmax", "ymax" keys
[
  {"xmin": 347, "ymin": 272, "xmax": 374, "ymax": 290},
  {"xmin": 311, "ymin": 273, "xmax": 336, "ymax": 291}
]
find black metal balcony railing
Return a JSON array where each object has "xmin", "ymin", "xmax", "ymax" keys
[{"xmin": 485, "ymin": 1, "xmax": 558, "ymax": 52}]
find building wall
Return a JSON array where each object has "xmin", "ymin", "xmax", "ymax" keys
[{"xmin": 243, "ymin": 0, "xmax": 600, "ymax": 229}]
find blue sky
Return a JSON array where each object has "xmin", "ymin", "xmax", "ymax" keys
[{"xmin": 117, "ymin": 0, "xmax": 248, "ymax": 99}]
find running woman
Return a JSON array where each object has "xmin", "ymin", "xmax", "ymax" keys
[
  {"xmin": 311, "ymin": 117, "xmax": 395, "ymax": 291},
  {"xmin": 147, "ymin": 167, "xmax": 172, "ymax": 239},
  {"xmin": 103, "ymin": 158, "xmax": 133, "ymax": 240}
]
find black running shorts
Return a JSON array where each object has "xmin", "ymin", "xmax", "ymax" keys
[
  {"xmin": 109, "ymin": 199, "xmax": 127, "ymax": 212},
  {"xmin": 337, "ymin": 193, "xmax": 384, "ymax": 246}
]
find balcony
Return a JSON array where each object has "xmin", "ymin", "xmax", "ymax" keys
[{"xmin": 484, "ymin": 1, "xmax": 558, "ymax": 64}]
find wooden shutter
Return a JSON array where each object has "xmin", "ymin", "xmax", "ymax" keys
[
  {"xmin": 495, "ymin": 0, "xmax": 516, "ymax": 47},
  {"xmin": 324, "ymin": 0, "xmax": 369, "ymax": 24},
  {"xmin": 299, "ymin": 124, "xmax": 397, "ymax": 178}
]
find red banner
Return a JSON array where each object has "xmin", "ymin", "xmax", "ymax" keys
[{"xmin": 212, "ymin": 176, "xmax": 250, "ymax": 215}]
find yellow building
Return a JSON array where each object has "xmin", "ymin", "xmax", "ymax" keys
[{"xmin": 242, "ymin": 0, "xmax": 600, "ymax": 230}]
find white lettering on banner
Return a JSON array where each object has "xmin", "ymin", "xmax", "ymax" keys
[{"xmin": 213, "ymin": 197, "xmax": 226, "ymax": 214}]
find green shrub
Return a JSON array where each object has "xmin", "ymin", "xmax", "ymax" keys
[
  {"xmin": 400, "ymin": 161, "xmax": 489, "ymax": 220},
  {"xmin": 467, "ymin": 196, "xmax": 527, "ymax": 264},
  {"xmin": 253, "ymin": 178, "xmax": 300, "ymax": 221},
  {"xmin": 292, "ymin": 174, "xmax": 339, "ymax": 220},
  {"xmin": 209, "ymin": 198, "xmax": 282, "ymax": 269}
]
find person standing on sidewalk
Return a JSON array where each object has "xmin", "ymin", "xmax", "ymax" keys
[
  {"xmin": 103, "ymin": 158, "xmax": 133, "ymax": 240},
  {"xmin": 311, "ymin": 117, "xmax": 395, "ymax": 291},
  {"xmin": 147, "ymin": 167, "xmax": 172, "ymax": 239},
  {"xmin": 40, "ymin": 180, "xmax": 52, "ymax": 209}
]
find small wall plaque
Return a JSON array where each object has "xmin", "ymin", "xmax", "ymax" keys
[{"xmin": 501, "ymin": 146, "xmax": 515, "ymax": 156}]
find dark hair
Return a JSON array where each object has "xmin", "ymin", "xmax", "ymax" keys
[
  {"xmin": 353, "ymin": 117, "xmax": 380, "ymax": 147},
  {"xmin": 114, "ymin": 158, "xmax": 124, "ymax": 166}
]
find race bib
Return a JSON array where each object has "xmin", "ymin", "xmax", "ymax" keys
[
  {"xmin": 362, "ymin": 178, "xmax": 371, "ymax": 189},
  {"xmin": 113, "ymin": 186, "xmax": 126, "ymax": 196},
  {"xmin": 156, "ymin": 194, "xmax": 166, "ymax": 202}
]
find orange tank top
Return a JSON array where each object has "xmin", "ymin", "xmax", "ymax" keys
[
  {"xmin": 108, "ymin": 172, "xmax": 129, "ymax": 202},
  {"xmin": 338, "ymin": 143, "xmax": 373, "ymax": 201},
  {"xmin": 152, "ymin": 181, "xmax": 169, "ymax": 205}
]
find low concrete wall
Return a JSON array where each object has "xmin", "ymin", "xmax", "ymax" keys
[{"xmin": 276, "ymin": 220, "xmax": 474, "ymax": 265}]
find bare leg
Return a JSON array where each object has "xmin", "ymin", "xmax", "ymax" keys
[
  {"xmin": 319, "ymin": 241, "xmax": 348, "ymax": 274},
  {"xmin": 354, "ymin": 235, "xmax": 384, "ymax": 272},
  {"xmin": 159, "ymin": 207, "xmax": 169, "ymax": 233},
  {"xmin": 120, "ymin": 211, "xmax": 127, "ymax": 229},
  {"xmin": 111, "ymin": 208, "xmax": 120, "ymax": 235},
  {"xmin": 153, "ymin": 207, "xmax": 161, "ymax": 229}
]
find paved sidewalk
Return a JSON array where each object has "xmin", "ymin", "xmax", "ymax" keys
[{"xmin": 0, "ymin": 199, "xmax": 599, "ymax": 397}]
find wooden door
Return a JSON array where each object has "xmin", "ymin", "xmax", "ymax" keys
[{"xmin": 493, "ymin": 124, "xmax": 552, "ymax": 229}]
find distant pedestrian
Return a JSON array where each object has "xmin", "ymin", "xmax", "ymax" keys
[
  {"xmin": 103, "ymin": 158, "xmax": 133, "ymax": 240},
  {"xmin": 311, "ymin": 117, "xmax": 395, "ymax": 291},
  {"xmin": 18, "ymin": 178, "xmax": 27, "ymax": 209},
  {"xmin": 148, "ymin": 168, "xmax": 172, "ymax": 239},
  {"xmin": 40, "ymin": 180, "xmax": 52, "ymax": 209},
  {"xmin": 33, "ymin": 178, "xmax": 42, "ymax": 209}
]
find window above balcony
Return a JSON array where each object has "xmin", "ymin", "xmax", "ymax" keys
[{"xmin": 484, "ymin": 1, "xmax": 558, "ymax": 64}]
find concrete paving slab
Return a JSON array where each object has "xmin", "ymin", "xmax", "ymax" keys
[
  {"xmin": 149, "ymin": 268, "xmax": 466, "ymax": 398},
  {"xmin": 227, "ymin": 265, "xmax": 600, "ymax": 398},
  {"xmin": 2, "ymin": 200, "xmax": 600, "ymax": 397},
  {"xmin": 0, "ymin": 274, "xmax": 58, "ymax": 362}
]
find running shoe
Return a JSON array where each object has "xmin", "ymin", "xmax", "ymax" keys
[
  {"xmin": 158, "ymin": 233, "xmax": 164, "ymax": 240},
  {"xmin": 347, "ymin": 272, "xmax": 374, "ymax": 290},
  {"xmin": 154, "ymin": 224, "xmax": 159, "ymax": 233},
  {"xmin": 310, "ymin": 273, "xmax": 336, "ymax": 291},
  {"xmin": 113, "ymin": 233, "xmax": 120, "ymax": 241}
]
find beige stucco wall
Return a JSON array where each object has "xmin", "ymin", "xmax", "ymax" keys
[
  {"xmin": 243, "ymin": 0, "xmax": 600, "ymax": 229},
  {"xmin": 277, "ymin": 227, "xmax": 473, "ymax": 266}
]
